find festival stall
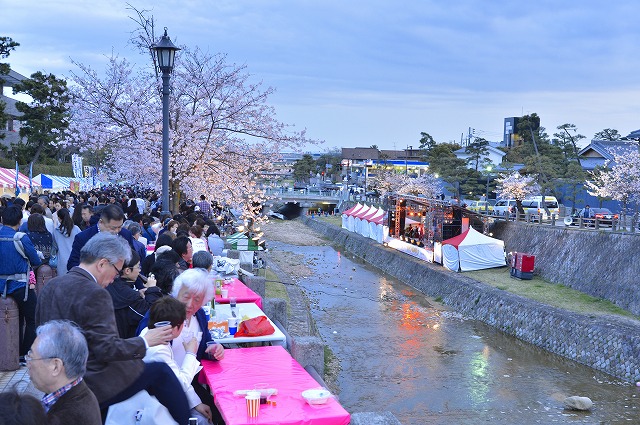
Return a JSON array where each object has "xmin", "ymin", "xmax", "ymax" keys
[
  {"xmin": 341, "ymin": 203, "xmax": 362, "ymax": 229},
  {"xmin": 346, "ymin": 204, "xmax": 367, "ymax": 232},
  {"xmin": 0, "ymin": 167, "xmax": 40, "ymax": 196},
  {"xmin": 352, "ymin": 204, "xmax": 373, "ymax": 234},
  {"xmin": 359, "ymin": 206, "xmax": 382, "ymax": 237},
  {"xmin": 33, "ymin": 174, "xmax": 75, "ymax": 191},
  {"xmin": 441, "ymin": 227, "xmax": 506, "ymax": 272}
]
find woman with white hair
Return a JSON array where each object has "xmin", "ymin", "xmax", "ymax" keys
[{"xmin": 170, "ymin": 268, "xmax": 224, "ymax": 362}]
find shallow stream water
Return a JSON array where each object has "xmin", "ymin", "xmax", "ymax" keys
[{"xmin": 270, "ymin": 240, "xmax": 640, "ymax": 424}]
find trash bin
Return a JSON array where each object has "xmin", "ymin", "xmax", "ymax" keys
[{"xmin": 510, "ymin": 252, "xmax": 535, "ymax": 280}]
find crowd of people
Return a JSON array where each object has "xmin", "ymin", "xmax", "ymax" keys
[{"xmin": 0, "ymin": 188, "xmax": 238, "ymax": 425}]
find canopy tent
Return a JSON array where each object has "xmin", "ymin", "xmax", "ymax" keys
[
  {"xmin": 366, "ymin": 209, "xmax": 386, "ymax": 242},
  {"xmin": 441, "ymin": 227, "xmax": 506, "ymax": 272},
  {"xmin": 0, "ymin": 167, "xmax": 40, "ymax": 191},
  {"xmin": 347, "ymin": 204, "xmax": 368, "ymax": 232},
  {"xmin": 359, "ymin": 206, "xmax": 382, "ymax": 237},
  {"xmin": 341, "ymin": 203, "xmax": 363, "ymax": 229},
  {"xmin": 351, "ymin": 205, "xmax": 373, "ymax": 233},
  {"xmin": 33, "ymin": 174, "xmax": 75, "ymax": 190}
]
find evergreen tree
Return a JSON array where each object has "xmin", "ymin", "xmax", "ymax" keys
[
  {"xmin": 292, "ymin": 154, "xmax": 317, "ymax": 183},
  {"xmin": 13, "ymin": 71, "xmax": 70, "ymax": 165}
]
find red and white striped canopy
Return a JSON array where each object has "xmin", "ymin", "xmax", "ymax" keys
[{"xmin": 0, "ymin": 167, "xmax": 40, "ymax": 189}]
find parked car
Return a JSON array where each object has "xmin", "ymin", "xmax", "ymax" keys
[
  {"xmin": 493, "ymin": 199, "xmax": 518, "ymax": 216},
  {"xmin": 569, "ymin": 207, "xmax": 619, "ymax": 226},
  {"xmin": 468, "ymin": 201, "xmax": 494, "ymax": 214},
  {"xmin": 521, "ymin": 196, "xmax": 560, "ymax": 220}
]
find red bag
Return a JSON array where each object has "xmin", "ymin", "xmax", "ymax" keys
[{"xmin": 234, "ymin": 316, "xmax": 275, "ymax": 337}]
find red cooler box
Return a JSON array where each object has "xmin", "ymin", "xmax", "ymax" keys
[{"xmin": 510, "ymin": 252, "xmax": 535, "ymax": 280}]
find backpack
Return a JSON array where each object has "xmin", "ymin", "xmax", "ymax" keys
[{"xmin": 0, "ymin": 232, "xmax": 31, "ymax": 301}]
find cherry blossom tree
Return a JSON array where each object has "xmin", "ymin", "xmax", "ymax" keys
[
  {"xmin": 495, "ymin": 171, "xmax": 539, "ymax": 213},
  {"xmin": 585, "ymin": 152, "xmax": 640, "ymax": 218},
  {"xmin": 66, "ymin": 15, "xmax": 317, "ymax": 217},
  {"xmin": 370, "ymin": 170, "xmax": 441, "ymax": 198}
]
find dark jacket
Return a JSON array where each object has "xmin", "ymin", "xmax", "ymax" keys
[
  {"xmin": 47, "ymin": 379, "xmax": 101, "ymax": 425},
  {"xmin": 106, "ymin": 277, "xmax": 163, "ymax": 339},
  {"xmin": 35, "ymin": 267, "xmax": 146, "ymax": 403},
  {"xmin": 67, "ymin": 225, "xmax": 134, "ymax": 271}
]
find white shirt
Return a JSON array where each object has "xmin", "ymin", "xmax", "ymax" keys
[
  {"xmin": 141, "ymin": 326, "xmax": 202, "ymax": 409},
  {"xmin": 189, "ymin": 237, "xmax": 208, "ymax": 254}
]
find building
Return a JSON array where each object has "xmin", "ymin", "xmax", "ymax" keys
[
  {"xmin": 0, "ymin": 69, "xmax": 26, "ymax": 149},
  {"xmin": 454, "ymin": 142, "xmax": 507, "ymax": 170},
  {"xmin": 577, "ymin": 140, "xmax": 638, "ymax": 171}
]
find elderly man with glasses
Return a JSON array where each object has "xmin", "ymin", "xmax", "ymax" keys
[
  {"xmin": 27, "ymin": 320, "xmax": 102, "ymax": 424},
  {"xmin": 36, "ymin": 233, "xmax": 190, "ymax": 424},
  {"xmin": 66, "ymin": 204, "xmax": 135, "ymax": 271}
]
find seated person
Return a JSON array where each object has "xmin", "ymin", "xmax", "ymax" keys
[
  {"xmin": 106, "ymin": 250, "xmax": 163, "ymax": 338},
  {"xmin": 27, "ymin": 320, "xmax": 102, "ymax": 424},
  {"xmin": 140, "ymin": 297, "xmax": 211, "ymax": 424}
]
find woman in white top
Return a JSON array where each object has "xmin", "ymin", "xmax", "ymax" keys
[
  {"xmin": 51, "ymin": 208, "xmax": 81, "ymax": 276},
  {"xmin": 141, "ymin": 297, "xmax": 211, "ymax": 424}
]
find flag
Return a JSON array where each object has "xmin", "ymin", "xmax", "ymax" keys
[
  {"xmin": 29, "ymin": 162, "xmax": 33, "ymax": 194},
  {"xmin": 14, "ymin": 161, "xmax": 20, "ymax": 196}
]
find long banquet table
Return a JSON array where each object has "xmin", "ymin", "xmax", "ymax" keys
[
  {"xmin": 215, "ymin": 277, "xmax": 263, "ymax": 309},
  {"xmin": 201, "ymin": 346, "xmax": 350, "ymax": 425},
  {"xmin": 212, "ymin": 303, "xmax": 286, "ymax": 346}
]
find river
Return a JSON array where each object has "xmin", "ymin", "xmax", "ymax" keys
[{"xmin": 266, "ymin": 227, "xmax": 640, "ymax": 424}]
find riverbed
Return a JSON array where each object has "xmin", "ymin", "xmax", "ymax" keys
[{"xmin": 263, "ymin": 220, "xmax": 640, "ymax": 424}]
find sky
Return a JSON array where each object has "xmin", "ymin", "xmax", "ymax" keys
[{"xmin": 3, "ymin": 0, "xmax": 640, "ymax": 152}]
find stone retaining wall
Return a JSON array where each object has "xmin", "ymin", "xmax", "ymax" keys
[
  {"xmin": 490, "ymin": 221, "xmax": 640, "ymax": 315},
  {"xmin": 302, "ymin": 217, "xmax": 640, "ymax": 383}
]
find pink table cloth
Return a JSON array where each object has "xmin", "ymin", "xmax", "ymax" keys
[
  {"xmin": 201, "ymin": 346, "xmax": 350, "ymax": 425},
  {"xmin": 215, "ymin": 278, "xmax": 263, "ymax": 309}
]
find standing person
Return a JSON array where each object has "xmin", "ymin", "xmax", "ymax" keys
[
  {"xmin": 195, "ymin": 195, "xmax": 212, "ymax": 219},
  {"xmin": 0, "ymin": 206, "xmax": 42, "ymax": 360},
  {"xmin": 35, "ymin": 233, "xmax": 190, "ymax": 424},
  {"xmin": 583, "ymin": 205, "xmax": 592, "ymax": 218},
  {"xmin": 27, "ymin": 320, "xmax": 101, "ymax": 425},
  {"xmin": 26, "ymin": 214, "xmax": 54, "ymax": 265},
  {"xmin": 66, "ymin": 204, "xmax": 134, "ymax": 271},
  {"xmin": 51, "ymin": 208, "xmax": 81, "ymax": 276}
]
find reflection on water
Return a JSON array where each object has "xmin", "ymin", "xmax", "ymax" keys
[{"xmin": 271, "ymin": 242, "xmax": 640, "ymax": 424}]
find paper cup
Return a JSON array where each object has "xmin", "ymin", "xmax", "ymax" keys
[
  {"xmin": 246, "ymin": 391, "xmax": 260, "ymax": 417},
  {"xmin": 206, "ymin": 341, "xmax": 217, "ymax": 360},
  {"xmin": 221, "ymin": 289, "xmax": 229, "ymax": 298},
  {"xmin": 228, "ymin": 317, "xmax": 238, "ymax": 336},
  {"xmin": 153, "ymin": 321, "xmax": 171, "ymax": 328}
]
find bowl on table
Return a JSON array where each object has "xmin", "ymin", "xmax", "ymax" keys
[{"xmin": 301, "ymin": 388, "xmax": 332, "ymax": 405}]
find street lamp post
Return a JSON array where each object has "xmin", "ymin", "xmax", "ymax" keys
[
  {"xmin": 152, "ymin": 28, "xmax": 180, "ymax": 216},
  {"xmin": 485, "ymin": 166, "xmax": 492, "ymax": 214}
]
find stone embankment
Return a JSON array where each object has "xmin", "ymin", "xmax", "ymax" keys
[
  {"xmin": 302, "ymin": 217, "xmax": 640, "ymax": 383},
  {"xmin": 491, "ymin": 221, "xmax": 640, "ymax": 315}
]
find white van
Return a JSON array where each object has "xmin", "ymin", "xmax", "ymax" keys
[
  {"xmin": 522, "ymin": 196, "xmax": 560, "ymax": 219},
  {"xmin": 493, "ymin": 199, "xmax": 518, "ymax": 216}
]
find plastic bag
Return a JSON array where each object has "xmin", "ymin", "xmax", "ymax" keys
[{"xmin": 234, "ymin": 315, "xmax": 274, "ymax": 337}]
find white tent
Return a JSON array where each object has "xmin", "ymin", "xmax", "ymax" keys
[
  {"xmin": 367, "ymin": 209, "xmax": 386, "ymax": 243},
  {"xmin": 441, "ymin": 227, "xmax": 506, "ymax": 272},
  {"xmin": 342, "ymin": 203, "xmax": 363, "ymax": 229},
  {"xmin": 359, "ymin": 206, "xmax": 381, "ymax": 237},
  {"xmin": 33, "ymin": 174, "xmax": 74, "ymax": 190}
]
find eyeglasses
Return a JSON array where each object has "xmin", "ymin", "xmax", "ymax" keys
[
  {"xmin": 110, "ymin": 262, "xmax": 124, "ymax": 277},
  {"xmin": 25, "ymin": 350, "xmax": 55, "ymax": 364}
]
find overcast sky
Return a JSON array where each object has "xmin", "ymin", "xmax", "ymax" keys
[{"xmin": 3, "ymin": 0, "xmax": 640, "ymax": 152}]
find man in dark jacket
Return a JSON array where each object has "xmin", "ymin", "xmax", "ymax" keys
[
  {"xmin": 67, "ymin": 204, "xmax": 134, "ymax": 271},
  {"xmin": 36, "ymin": 233, "xmax": 189, "ymax": 424},
  {"xmin": 27, "ymin": 320, "xmax": 101, "ymax": 425}
]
